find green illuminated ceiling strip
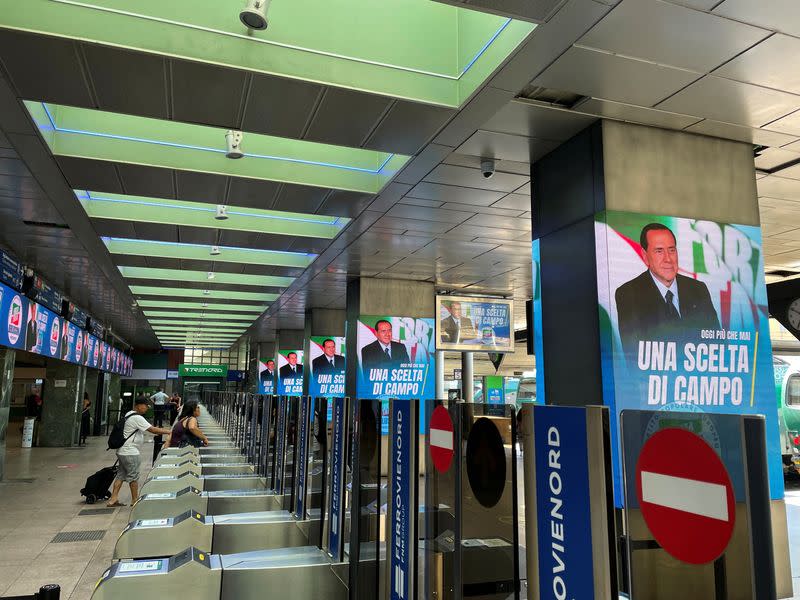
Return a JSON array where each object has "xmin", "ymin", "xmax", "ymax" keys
[
  {"xmin": 154, "ymin": 325, "xmax": 246, "ymax": 332},
  {"xmin": 130, "ymin": 286, "xmax": 277, "ymax": 302},
  {"xmin": 4, "ymin": 0, "xmax": 534, "ymax": 107},
  {"xmin": 120, "ymin": 266, "xmax": 293, "ymax": 287},
  {"xmin": 144, "ymin": 310, "xmax": 254, "ymax": 320},
  {"xmin": 106, "ymin": 239, "xmax": 315, "ymax": 268},
  {"xmin": 78, "ymin": 190, "xmax": 343, "ymax": 239},
  {"xmin": 148, "ymin": 319, "xmax": 250, "ymax": 328},
  {"xmin": 137, "ymin": 300, "xmax": 266, "ymax": 312},
  {"xmin": 25, "ymin": 102, "xmax": 408, "ymax": 194}
]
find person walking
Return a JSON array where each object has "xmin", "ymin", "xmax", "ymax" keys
[
  {"xmin": 106, "ymin": 396, "xmax": 171, "ymax": 507},
  {"xmin": 166, "ymin": 401, "xmax": 209, "ymax": 448},
  {"xmin": 79, "ymin": 392, "xmax": 91, "ymax": 445},
  {"xmin": 149, "ymin": 387, "xmax": 169, "ymax": 426}
]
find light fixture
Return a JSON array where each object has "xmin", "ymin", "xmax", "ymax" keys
[
  {"xmin": 225, "ymin": 130, "xmax": 244, "ymax": 159},
  {"xmin": 210, "ymin": 245, "xmax": 221, "ymax": 256},
  {"xmin": 207, "ymin": 272, "xmax": 215, "ymax": 280},
  {"xmin": 240, "ymin": 0, "xmax": 270, "ymax": 30},
  {"xmin": 215, "ymin": 205, "xmax": 229, "ymax": 220}
]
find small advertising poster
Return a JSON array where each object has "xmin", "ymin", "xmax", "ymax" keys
[
  {"xmin": 62, "ymin": 321, "xmax": 79, "ymax": 364},
  {"xmin": 357, "ymin": 316, "xmax": 435, "ymax": 400},
  {"xmin": 25, "ymin": 301, "xmax": 61, "ymax": 357},
  {"xmin": 0, "ymin": 282, "xmax": 27, "ymax": 350},
  {"xmin": 277, "ymin": 350, "xmax": 304, "ymax": 396},
  {"xmin": 87, "ymin": 335, "xmax": 98, "ymax": 369},
  {"xmin": 308, "ymin": 336, "xmax": 346, "ymax": 398},
  {"xmin": 595, "ymin": 210, "xmax": 781, "ymax": 499},
  {"xmin": 435, "ymin": 295, "xmax": 513, "ymax": 352},
  {"xmin": 258, "ymin": 359, "xmax": 275, "ymax": 394}
]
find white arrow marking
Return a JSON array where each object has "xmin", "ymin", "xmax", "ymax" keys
[{"xmin": 641, "ymin": 471, "xmax": 729, "ymax": 521}]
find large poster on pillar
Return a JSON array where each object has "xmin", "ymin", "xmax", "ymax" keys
[
  {"xmin": 595, "ymin": 210, "xmax": 781, "ymax": 500},
  {"xmin": 308, "ymin": 336, "xmax": 346, "ymax": 398},
  {"xmin": 277, "ymin": 350, "xmax": 304, "ymax": 396},
  {"xmin": 258, "ymin": 359, "xmax": 275, "ymax": 395},
  {"xmin": 356, "ymin": 316, "xmax": 435, "ymax": 400}
]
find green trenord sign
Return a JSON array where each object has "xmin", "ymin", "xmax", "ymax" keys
[{"xmin": 178, "ymin": 364, "xmax": 228, "ymax": 377}]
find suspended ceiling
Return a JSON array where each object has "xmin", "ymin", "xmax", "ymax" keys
[{"xmin": 2, "ymin": 0, "xmax": 800, "ymax": 349}]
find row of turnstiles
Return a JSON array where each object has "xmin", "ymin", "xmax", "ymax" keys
[
  {"xmin": 94, "ymin": 393, "xmax": 354, "ymax": 600},
  {"xmin": 92, "ymin": 393, "xmax": 523, "ymax": 600}
]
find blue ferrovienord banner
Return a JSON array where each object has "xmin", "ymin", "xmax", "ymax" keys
[
  {"xmin": 327, "ymin": 397, "xmax": 345, "ymax": 559},
  {"xmin": 390, "ymin": 401, "xmax": 413, "ymax": 600}
]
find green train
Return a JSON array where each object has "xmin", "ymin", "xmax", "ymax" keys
[{"xmin": 774, "ymin": 356, "xmax": 800, "ymax": 477}]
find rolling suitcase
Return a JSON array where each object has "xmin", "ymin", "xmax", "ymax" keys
[{"xmin": 80, "ymin": 463, "xmax": 117, "ymax": 504}]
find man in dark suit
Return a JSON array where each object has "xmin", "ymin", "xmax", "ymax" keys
[
  {"xmin": 312, "ymin": 339, "xmax": 345, "ymax": 376},
  {"xmin": 440, "ymin": 301, "xmax": 476, "ymax": 344},
  {"xmin": 279, "ymin": 352, "xmax": 303, "ymax": 381},
  {"xmin": 361, "ymin": 319, "xmax": 410, "ymax": 373},
  {"xmin": 615, "ymin": 223, "xmax": 720, "ymax": 357},
  {"xmin": 260, "ymin": 359, "xmax": 276, "ymax": 387}
]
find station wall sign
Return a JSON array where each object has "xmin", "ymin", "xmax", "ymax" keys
[{"xmin": 178, "ymin": 364, "xmax": 228, "ymax": 377}]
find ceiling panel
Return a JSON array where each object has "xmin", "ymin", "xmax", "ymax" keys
[
  {"xmin": 684, "ymin": 119, "xmax": 798, "ymax": 147},
  {"xmin": 226, "ymin": 177, "xmax": 281, "ymax": 210},
  {"xmin": 272, "ymin": 185, "xmax": 329, "ymax": 214},
  {"xmin": 407, "ymin": 182, "xmax": 507, "ymax": 206},
  {"xmin": 531, "ymin": 45, "xmax": 701, "ymax": 107},
  {"xmin": 766, "ymin": 110, "xmax": 800, "ymax": 137},
  {"xmin": 423, "ymin": 164, "xmax": 529, "ymax": 192},
  {"xmin": 304, "ymin": 88, "xmax": 391, "ymax": 148},
  {"xmin": 579, "ymin": 0, "xmax": 769, "ymax": 72},
  {"xmin": 714, "ymin": 0, "xmax": 800, "ymax": 38},
  {"xmin": 491, "ymin": 193, "xmax": 531, "ymax": 211},
  {"xmin": 756, "ymin": 147, "xmax": 800, "ymax": 171},
  {"xmin": 364, "ymin": 100, "xmax": 455, "ymax": 155},
  {"xmin": 56, "ymin": 157, "xmax": 123, "ymax": 193},
  {"xmin": 386, "ymin": 204, "xmax": 474, "ymax": 224},
  {"xmin": 170, "ymin": 59, "xmax": 248, "ymax": 129},
  {"xmin": 0, "ymin": 30, "xmax": 92, "ymax": 108},
  {"xmin": 242, "ymin": 74, "xmax": 322, "ymax": 139},
  {"xmin": 82, "ymin": 44, "xmax": 168, "ymax": 120},
  {"xmin": 758, "ymin": 175, "xmax": 800, "ymax": 201},
  {"xmin": 117, "ymin": 163, "xmax": 175, "ymax": 198},
  {"xmin": 657, "ymin": 75, "xmax": 800, "ymax": 128},
  {"xmin": 576, "ymin": 98, "xmax": 702, "ymax": 130},
  {"xmin": 175, "ymin": 171, "xmax": 228, "ymax": 204},
  {"xmin": 317, "ymin": 191, "xmax": 375, "ymax": 218},
  {"xmin": 455, "ymin": 131, "xmax": 559, "ymax": 163},
  {"xmin": 715, "ymin": 34, "xmax": 800, "ymax": 96},
  {"xmin": 481, "ymin": 100, "xmax": 596, "ymax": 141}
]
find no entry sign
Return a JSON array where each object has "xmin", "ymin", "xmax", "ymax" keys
[
  {"xmin": 635, "ymin": 428, "xmax": 735, "ymax": 565},
  {"xmin": 429, "ymin": 405, "xmax": 454, "ymax": 473}
]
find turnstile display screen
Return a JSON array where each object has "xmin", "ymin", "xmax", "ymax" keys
[{"xmin": 119, "ymin": 560, "xmax": 162, "ymax": 573}]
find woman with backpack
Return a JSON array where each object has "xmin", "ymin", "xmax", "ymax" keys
[{"xmin": 165, "ymin": 401, "xmax": 209, "ymax": 448}]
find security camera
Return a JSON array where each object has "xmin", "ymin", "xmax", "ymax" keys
[
  {"xmin": 210, "ymin": 246, "xmax": 221, "ymax": 256},
  {"xmin": 215, "ymin": 204, "xmax": 229, "ymax": 220},
  {"xmin": 207, "ymin": 272, "xmax": 215, "ymax": 280},
  {"xmin": 240, "ymin": 0, "xmax": 270, "ymax": 31},
  {"xmin": 225, "ymin": 130, "xmax": 244, "ymax": 159},
  {"xmin": 203, "ymin": 290, "xmax": 211, "ymax": 296},
  {"xmin": 480, "ymin": 158, "xmax": 495, "ymax": 179}
]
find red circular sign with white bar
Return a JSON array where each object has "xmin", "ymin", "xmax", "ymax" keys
[
  {"xmin": 635, "ymin": 428, "xmax": 735, "ymax": 565},
  {"xmin": 429, "ymin": 405, "xmax": 454, "ymax": 473}
]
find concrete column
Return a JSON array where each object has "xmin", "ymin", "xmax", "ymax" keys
[
  {"xmin": 247, "ymin": 341, "xmax": 259, "ymax": 394},
  {"xmin": 461, "ymin": 352, "xmax": 474, "ymax": 402},
  {"xmin": 0, "ymin": 349, "xmax": 15, "ymax": 481},
  {"xmin": 533, "ymin": 119, "xmax": 791, "ymax": 595},
  {"xmin": 345, "ymin": 278, "xmax": 435, "ymax": 398},
  {"xmin": 40, "ymin": 362, "xmax": 86, "ymax": 447},
  {"xmin": 303, "ymin": 308, "xmax": 345, "ymax": 396},
  {"xmin": 435, "ymin": 350, "xmax": 445, "ymax": 400}
]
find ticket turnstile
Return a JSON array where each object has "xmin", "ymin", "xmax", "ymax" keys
[
  {"xmin": 94, "ymin": 398, "xmax": 376, "ymax": 600},
  {"xmin": 140, "ymin": 472, "xmax": 265, "ymax": 494}
]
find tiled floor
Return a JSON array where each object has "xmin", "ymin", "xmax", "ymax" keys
[{"xmin": 0, "ymin": 423, "xmax": 157, "ymax": 599}]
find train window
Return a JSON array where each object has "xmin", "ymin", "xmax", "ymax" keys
[{"xmin": 787, "ymin": 375, "xmax": 800, "ymax": 406}]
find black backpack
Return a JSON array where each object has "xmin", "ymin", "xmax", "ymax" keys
[{"xmin": 107, "ymin": 412, "xmax": 136, "ymax": 450}]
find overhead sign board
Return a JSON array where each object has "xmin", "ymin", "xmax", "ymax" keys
[
  {"xmin": 178, "ymin": 364, "xmax": 228, "ymax": 377},
  {"xmin": 435, "ymin": 295, "xmax": 514, "ymax": 353}
]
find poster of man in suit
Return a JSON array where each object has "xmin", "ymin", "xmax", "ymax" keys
[
  {"xmin": 357, "ymin": 316, "xmax": 435, "ymax": 400},
  {"xmin": 259, "ymin": 358, "xmax": 276, "ymax": 394},
  {"xmin": 277, "ymin": 350, "xmax": 304, "ymax": 396},
  {"xmin": 309, "ymin": 337, "xmax": 345, "ymax": 397},
  {"xmin": 596, "ymin": 210, "xmax": 781, "ymax": 498},
  {"xmin": 435, "ymin": 296, "xmax": 513, "ymax": 352}
]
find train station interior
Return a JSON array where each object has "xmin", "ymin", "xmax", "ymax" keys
[{"xmin": 0, "ymin": 0, "xmax": 800, "ymax": 598}]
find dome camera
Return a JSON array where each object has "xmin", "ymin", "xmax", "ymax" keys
[
  {"xmin": 210, "ymin": 246, "xmax": 221, "ymax": 256},
  {"xmin": 480, "ymin": 158, "xmax": 495, "ymax": 179},
  {"xmin": 225, "ymin": 130, "xmax": 244, "ymax": 159},
  {"xmin": 215, "ymin": 204, "xmax": 229, "ymax": 220},
  {"xmin": 240, "ymin": 0, "xmax": 270, "ymax": 31}
]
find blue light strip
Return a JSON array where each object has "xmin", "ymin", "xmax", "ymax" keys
[
  {"xmin": 102, "ymin": 236, "xmax": 318, "ymax": 259},
  {"xmin": 460, "ymin": 19, "xmax": 513, "ymax": 78},
  {"xmin": 40, "ymin": 103, "xmax": 395, "ymax": 174},
  {"xmin": 80, "ymin": 191, "xmax": 344, "ymax": 228}
]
